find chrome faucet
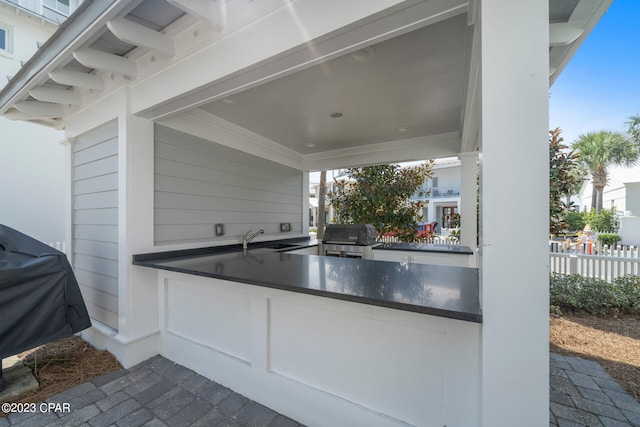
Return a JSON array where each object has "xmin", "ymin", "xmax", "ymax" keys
[{"xmin": 243, "ymin": 229, "xmax": 264, "ymax": 250}]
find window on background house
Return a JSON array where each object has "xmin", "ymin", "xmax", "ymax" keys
[
  {"xmin": 0, "ymin": 25, "xmax": 10, "ymax": 54},
  {"xmin": 442, "ymin": 206, "xmax": 459, "ymax": 228},
  {"xmin": 42, "ymin": 0, "xmax": 70, "ymax": 22},
  {"xmin": 43, "ymin": 0, "xmax": 70, "ymax": 15}
]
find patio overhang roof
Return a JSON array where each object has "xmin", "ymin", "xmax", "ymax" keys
[{"xmin": 0, "ymin": 0, "xmax": 613, "ymax": 166}]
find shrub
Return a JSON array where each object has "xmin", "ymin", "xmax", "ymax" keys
[
  {"xmin": 549, "ymin": 274, "xmax": 640, "ymax": 315},
  {"xmin": 563, "ymin": 211, "xmax": 585, "ymax": 232},
  {"xmin": 598, "ymin": 233, "xmax": 621, "ymax": 246},
  {"xmin": 583, "ymin": 208, "xmax": 619, "ymax": 233}
]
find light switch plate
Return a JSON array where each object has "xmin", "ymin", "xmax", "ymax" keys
[
  {"xmin": 215, "ymin": 223, "xmax": 225, "ymax": 236},
  {"xmin": 280, "ymin": 222, "xmax": 291, "ymax": 232}
]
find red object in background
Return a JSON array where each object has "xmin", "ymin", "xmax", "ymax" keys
[
  {"xmin": 417, "ymin": 222, "xmax": 437, "ymax": 238},
  {"xmin": 381, "ymin": 221, "xmax": 437, "ymax": 238}
]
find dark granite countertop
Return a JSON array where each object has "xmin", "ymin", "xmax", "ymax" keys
[
  {"xmin": 133, "ymin": 241, "xmax": 481, "ymax": 323},
  {"xmin": 374, "ymin": 242, "xmax": 474, "ymax": 254}
]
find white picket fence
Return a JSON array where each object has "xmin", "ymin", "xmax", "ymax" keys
[
  {"xmin": 549, "ymin": 241, "xmax": 640, "ymax": 282},
  {"xmin": 376, "ymin": 234, "xmax": 459, "ymax": 244}
]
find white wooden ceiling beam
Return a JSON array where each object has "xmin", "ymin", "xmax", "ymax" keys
[
  {"xmin": 29, "ymin": 86, "xmax": 82, "ymax": 105},
  {"xmin": 49, "ymin": 69, "xmax": 105, "ymax": 90},
  {"xmin": 549, "ymin": 22, "xmax": 584, "ymax": 46},
  {"xmin": 3, "ymin": 109, "xmax": 51, "ymax": 120},
  {"xmin": 167, "ymin": 0, "xmax": 226, "ymax": 29},
  {"xmin": 73, "ymin": 48, "xmax": 138, "ymax": 77},
  {"xmin": 14, "ymin": 100, "xmax": 63, "ymax": 116},
  {"xmin": 107, "ymin": 17, "xmax": 175, "ymax": 57}
]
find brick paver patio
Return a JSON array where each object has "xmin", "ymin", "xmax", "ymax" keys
[
  {"xmin": 2, "ymin": 353, "xmax": 639, "ymax": 426},
  {"xmin": 550, "ymin": 353, "xmax": 640, "ymax": 426}
]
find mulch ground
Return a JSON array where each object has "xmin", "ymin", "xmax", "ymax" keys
[
  {"xmin": 550, "ymin": 313, "xmax": 640, "ymax": 402},
  {"xmin": 1, "ymin": 336, "xmax": 121, "ymax": 416},
  {"xmin": 2, "ymin": 314, "xmax": 638, "ymax": 418}
]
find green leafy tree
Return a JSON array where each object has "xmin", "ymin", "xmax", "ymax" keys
[
  {"xmin": 328, "ymin": 162, "xmax": 433, "ymax": 242},
  {"xmin": 572, "ymin": 130, "xmax": 640, "ymax": 213},
  {"xmin": 549, "ymin": 128, "xmax": 580, "ymax": 235}
]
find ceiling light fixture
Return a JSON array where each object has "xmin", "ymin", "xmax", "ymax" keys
[
  {"xmin": 396, "ymin": 126, "xmax": 412, "ymax": 133},
  {"xmin": 351, "ymin": 46, "xmax": 376, "ymax": 62},
  {"xmin": 306, "ymin": 142, "xmax": 317, "ymax": 148}
]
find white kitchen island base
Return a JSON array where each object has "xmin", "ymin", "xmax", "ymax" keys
[{"xmin": 157, "ymin": 270, "xmax": 481, "ymax": 427}]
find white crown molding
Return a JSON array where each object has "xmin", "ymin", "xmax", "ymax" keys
[
  {"xmin": 158, "ymin": 108, "xmax": 304, "ymax": 170},
  {"xmin": 303, "ymin": 131, "xmax": 461, "ymax": 171}
]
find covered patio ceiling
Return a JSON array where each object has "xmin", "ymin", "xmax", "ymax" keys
[{"xmin": 0, "ymin": 0, "xmax": 612, "ymax": 163}]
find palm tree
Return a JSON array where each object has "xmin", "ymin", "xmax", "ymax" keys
[
  {"xmin": 627, "ymin": 114, "xmax": 640, "ymax": 144},
  {"xmin": 572, "ymin": 130, "xmax": 640, "ymax": 213}
]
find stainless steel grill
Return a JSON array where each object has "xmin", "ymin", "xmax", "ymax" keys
[{"xmin": 320, "ymin": 224, "xmax": 378, "ymax": 259}]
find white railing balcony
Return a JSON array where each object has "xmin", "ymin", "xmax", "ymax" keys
[
  {"xmin": 411, "ymin": 187, "xmax": 460, "ymax": 200},
  {"xmin": 5, "ymin": 0, "xmax": 71, "ymax": 23},
  {"xmin": 430, "ymin": 188, "xmax": 460, "ymax": 198}
]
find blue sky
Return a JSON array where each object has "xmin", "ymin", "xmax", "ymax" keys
[{"xmin": 549, "ymin": 0, "xmax": 640, "ymax": 146}]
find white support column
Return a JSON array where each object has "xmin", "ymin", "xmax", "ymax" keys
[
  {"xmin": 115, "ymin": 86, "xmax": 160, "ymax": 366},
  {"xmin": 302, "ymin": 172, "xmax": 310, "ymax": 236},
  {"xmin": 479, "ymin": 1, "xmax": 549, "ymax": 426},
  {"xmin": 458, "ymin": 152, "xmax": 478, "ymax": 250},
  {"xmin": 61, "ymin": 137, "xmax": 74, "ymax": 260}
]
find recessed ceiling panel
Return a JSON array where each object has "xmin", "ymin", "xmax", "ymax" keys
[{"xmin": 199, "ymin": 13, "xmax": 469, "ymax": 155}]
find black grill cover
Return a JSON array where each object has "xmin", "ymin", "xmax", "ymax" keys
[{"xmin": 0, "ymin": 225, "xmax": 91, "ymax": 359}]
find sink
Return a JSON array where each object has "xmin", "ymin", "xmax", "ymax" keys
[
  {"xmin": 247, "ymin": 248, "xmax": 280, "ymax": 253},
  {"xmin": 261, "ymin": 243, "xmax": 300, "ymax": 249},
  {"xmin": 246, "ymin": 243, "xmax": 300, "ymax": 253}
]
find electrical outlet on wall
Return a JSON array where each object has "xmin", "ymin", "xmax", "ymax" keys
[
  {"xmin": 215, "ymin": 223, "xmax": 225, "ymax": 236},
  {"xmin": 280, "ymin": 223, "xmax": 291, "ymax": 232}
]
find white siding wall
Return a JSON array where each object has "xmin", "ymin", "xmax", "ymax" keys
[
  {"xmin": 72, "ymin": 120, "xmax": 119, "ymax": 331},
  {"xmin": 626, "ymin": 182, "xmax": 640, "ymax": 216},
  {"xmin": 431, "ymin": 165, "xmax": 460, "ymax": 192},
  {"xmin": 154, "ymin": 125, "xmax": 303, "ymax": 246}
]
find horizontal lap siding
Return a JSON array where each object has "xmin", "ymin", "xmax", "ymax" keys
[
  {"xmin": 154, "ymin": 125, "xmax": 303, "ymax": 245},
  {"xmin": 72, "ymin": 121, "xmax": 119, "ymax": 332}
]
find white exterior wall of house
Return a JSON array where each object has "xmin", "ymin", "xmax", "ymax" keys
[
  {"xmin": 576, "ymin": 165, "xmax": 640, "ymax": 245},
  {"xmin": 577, "ymin": 164, "xmax": 640, "ymax": 214},
  {"xmin": 619, "ymin": 182, "xmax": 640, "ymax": 246},
  {"xmin": 0, "ymin": 0, "xmax": 608, "ymax": 425},
  {"xmin": 626, "ymin": 182, "xmax": 640, "ymax": 216},
  {"xmin": 421, "ymin": 158, "xmax": 461, "ymax": 231},
  {"xmin": 0, "ymin": 1, "xmax": 64, "ymax": 243}
]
